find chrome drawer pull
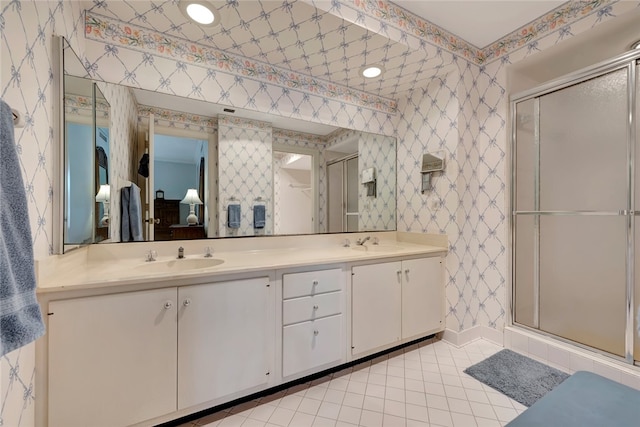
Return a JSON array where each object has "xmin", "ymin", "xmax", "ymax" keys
[{"xmin": 313, "ymin": 330, "xmax": 319, "ymax": 336}]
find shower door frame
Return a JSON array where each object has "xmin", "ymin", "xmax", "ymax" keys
[{"xmin": 509, "ymin": 49, "xmax": 640, "ymax": 364}]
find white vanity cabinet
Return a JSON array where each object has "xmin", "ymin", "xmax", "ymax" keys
[
  {"xmin": 47, "ymin": 277, "xmax": 273, "ymax": 427},
  {"xmin": 351, "ymin": 256, "xmax": 444, "ymax": 356},
  {"xmin": 177, "ymin": 277, "xmax": 271, "ymax": 409},
  {"xmin": 282, "ymin": 268, "xmax": 345, "ymax": 378},
  {"xmin": 48, "ymin": 288, "xmax": 178, "ymax": 427}
]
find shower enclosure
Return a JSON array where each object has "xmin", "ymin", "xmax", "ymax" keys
[{"xmin": 511, "ymin": 50, "xmax": 640, "ymax": 364}]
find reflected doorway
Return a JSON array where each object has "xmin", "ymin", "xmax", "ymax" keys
[
  {"xmin": 153, "ymin": 133, "xmax": 208, "ymax": 241},
  {"xmin": 273, "ymin": 151, "xmax": 314, "ymax": 235}
]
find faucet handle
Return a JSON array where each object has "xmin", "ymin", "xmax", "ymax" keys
[
  {"xmin": 343, "ymin": 239, "xmax": 350, "ymax": 247},
  {"xmin": 146, "ymin": 250, "xmax": 157, "ymax": 262},
  {"xmin": 372, "ymin": 237, "xmax": 379, "ymax": 245},
  {"xmin": 204, "ymin": 246, "xmax": 213, "ymax": 257}
]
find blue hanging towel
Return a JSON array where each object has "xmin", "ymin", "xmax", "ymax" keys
[
  {"xmin": 227, "ymin": 204, "xmax": 241, "ymax": 228},
  {"xmin": 253, "ymin": 204, "xmax": 266, "ymax": 229},
  {"xmin": 0, "ymin": 99, "xmax": 45, "ymax": 357}
]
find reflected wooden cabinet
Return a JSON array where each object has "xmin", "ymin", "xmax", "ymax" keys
[
  {"xmin": 154, "ymin": 199, "xmax": 180, "ymax": 240},
  {"xmin": 170, "ymin": 224, "xmax": 205, "ymax": 240}
]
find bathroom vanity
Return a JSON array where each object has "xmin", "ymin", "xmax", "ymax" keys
[{"xmin": 35, "ymin": 232, "xmax": 446, "ymax": 427}]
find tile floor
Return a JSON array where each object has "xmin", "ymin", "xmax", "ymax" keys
[{"xmin": 177, "ymin": 339, "xmax": 527, "ymax": 427}]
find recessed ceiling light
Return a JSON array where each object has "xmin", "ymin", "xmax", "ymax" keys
[
  {"xmin": 361, "ymin": 65, "xmax": 384, "ymax": 79},
  {"xmin": 180, "ymin": 1, "xmax": 221, "ymax": 27}
]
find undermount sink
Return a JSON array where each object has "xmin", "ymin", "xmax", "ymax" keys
[
  {"xmin": 351, "ymin": 245, "xmax": 403, "ymax": 253},
  {"xmin": 134, "ymin": 258, "xmax": 224, "ymax": 273}
]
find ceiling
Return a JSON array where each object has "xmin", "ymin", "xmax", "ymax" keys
[
  {"xmin": 87, "ymin": 1, "xmax": 566, "ymax": 102},
  {"xmin": 394, "ymin": 1, "xmax": 565, "ymax": 48}
]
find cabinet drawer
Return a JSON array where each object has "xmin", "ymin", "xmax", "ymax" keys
[
  {"xmin": 283, "ymin": 291, "xmax": 342, "ymax": 325},
  {"xmin": 283, "ymin": 268, "xmax": 342, "ymax": 298},
  {"xmin": 283, "ymin": 314, "xmax": 343, "ymax": 378}
]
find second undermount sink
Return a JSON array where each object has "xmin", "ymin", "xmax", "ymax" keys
[
  {"xmin": 351, "ymin": 244, "xmax": 403, "ymax": 253},
  {"xmin": 134, "ymin": 257, "xmax": 224, "ymax": 273}
]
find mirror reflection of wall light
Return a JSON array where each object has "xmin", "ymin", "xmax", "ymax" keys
[
  {"xmin": 95, "ymin": 185, "xmax": 110, "ymax": 226},
  {"xmin": 179, "ymin": 0, "xmax": 221, "ymax": 27},
  {"xmin": 181, "ymin": 188, "xmax": 203, "ymax": 225}
]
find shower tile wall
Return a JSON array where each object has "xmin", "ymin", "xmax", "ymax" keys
[{"xmin": 0, "ymin": 0, "xmax": 631, "ymax": 424}]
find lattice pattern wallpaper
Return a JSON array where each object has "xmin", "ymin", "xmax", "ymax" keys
[
  {"xmin": 358, "ymin": 132, "xmax": 396, "ymax": 231},
  {"xmin": 218, "ymin": 116, "xmax": 273, "ymax": 237}
]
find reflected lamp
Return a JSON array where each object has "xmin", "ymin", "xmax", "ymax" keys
[
  {"xmin": 95, "ymin": 184, "xmax": 110, "ymax": 226},
  {"xmin": 180, "ymin": 188, "xmax": 203, "ymax": 225}
]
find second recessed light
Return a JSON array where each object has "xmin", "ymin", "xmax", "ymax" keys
[
  {"xmin": 180, "ymin": 1, "xmax": 221, "ymax": 27},
  {"xmin": 361, "ymin": 65, "xmax": 384, "ymax": 79}
]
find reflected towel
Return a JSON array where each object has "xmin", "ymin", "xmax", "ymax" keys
[
  {"xmin": 253, "ymin": 204, "xmax": 265, "ymax": 229},
  {"xmin": 128, "ymin": 184, "xmax": 143, "ymax": 241},
  {"xmin": 228, "ymin": 204, "xmax": 241, "ymax": 229},
  {"xmin": 121, "ymin": 184, "xmax": 143, "ymax": 242},
  {"xmin": 0, "ymin": 99, "xmax": 45, "ymax": 357}
]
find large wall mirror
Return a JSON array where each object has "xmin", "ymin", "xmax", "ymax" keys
[{"xmin": 55, "ymin": 29, "xmax": 397, "ymax": 252}]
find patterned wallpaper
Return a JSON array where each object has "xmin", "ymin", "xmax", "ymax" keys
[
  {"xmin": 217, "ymin": 115, "xmax": 273, "ymax": 237},
  {"xmin": 0, "ymin": 0, "xmax": 634, "ymax": 425},
  {"xmin": 95, "ymin": 81, "xmax": 139, "ymax": 242},
  {"xmin": 358, "ymin": 132, "xmax": 396, "ymax": 231},
  {"xmin": 0, "ymin": 0, "xmax": 86, "ymax": 425}
]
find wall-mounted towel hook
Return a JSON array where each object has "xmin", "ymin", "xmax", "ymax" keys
[{"xmin": 11, "ymin": 108, "xmax": 24, "ymax": 128}]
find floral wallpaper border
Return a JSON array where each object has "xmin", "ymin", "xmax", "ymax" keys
[
  {"xmin": 272, "ymin": 128, "xmax": 327, "ymax": 145},
  {"xmin": 84, "ymin": 12, "xmax": 398, "ymax": 114},
  {"xmin": 344, "ymin": 0, "xmax": 615, "ymax": 64},
  {"xmin": 218, "ymin": 114, "xmax": 272, "ymax": 131},
  {"xmin": 137, "ymin": 105, "xmax": 217, "ymax": 132}
]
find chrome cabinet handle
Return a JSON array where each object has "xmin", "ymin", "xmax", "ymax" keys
[
  {"xmin": 313, "ymin": 305, "xmax": 319, "ymax": 310},
  {"xmin": 183, "ymin": 298, "xmax": 191, "ymax": 307},
  {"xmin": 164, "ymin": 301, "xmax": 173, "ymax": 310},
  {"xmin": 312, "ymin": 280, "xmax": 319, "ymax": 286},
  {"xmin": 313, "ymin": 330, "xmax": 319, "ymax": 336},
  {"xmin": 405, "ymin": 269, "xmax": 410, "ymax": 274}
]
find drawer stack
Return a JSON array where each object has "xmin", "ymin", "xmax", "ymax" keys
[{"xmin": 282, "ymin": 268, "xmax": 344, "ymax": 378}]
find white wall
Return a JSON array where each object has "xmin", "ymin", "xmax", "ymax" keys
[{"xmin": 274, "ymin": 161, "xmax": 313, "ymax": 235}]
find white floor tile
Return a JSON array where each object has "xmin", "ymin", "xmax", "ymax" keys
[{"xmin": 188, "ymin": 340, "xmax": 524, "ymax": 427}]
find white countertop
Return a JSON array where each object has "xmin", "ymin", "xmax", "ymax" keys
[{"xmin": 36, "ymin": 232, "xmax": 447, "ymax": 295}]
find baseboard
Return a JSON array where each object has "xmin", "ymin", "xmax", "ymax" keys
[{"xmin": 442, "ymin": 325, "xmax": 505, "ymax": 347}]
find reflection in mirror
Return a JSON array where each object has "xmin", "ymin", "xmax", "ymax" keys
[
  {"xmin": 61, "ymin": 36, "xmax": 112, "ymax": 248},
  {"xmin": 153, "ymin": 133, "xmax": 208, "ymax": 240},
  {"xmin": 59, "ymin": 38, "xmax": 396, "ymax": 249},
  {"xmin": 94, "ymin": 85, "xmax": 110, "ymax": 242},
  {"xmin": 273, "ymin": 150, "xmax": 314, "ymax": 235},
  {"xmin": 63, "ymin": 74, "xmax": 110, "ymax": 245}
]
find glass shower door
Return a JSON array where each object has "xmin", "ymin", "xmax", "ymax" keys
[
  {"xmin": 513, "ymin": 66, "xmax": 632, "ymax": 359},
  {"xmin": 537, "ymin": 68, "xmax": 629, "ymax": 357}
]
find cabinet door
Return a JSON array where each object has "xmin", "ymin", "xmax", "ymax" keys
[
  {"xmin": 48, "ymin": 288, "xmax": 177, "ymax": 427},
  {"xmin": 282, "ymin": 314, "xmax": 343, "ymax": 377},
  {"xmin": 178, "ymin": 277, "xmax": 271, "ymax": 409},
  {"xmin": 402, "ymin": 257, "xmax": 444, "ymax": 339},
  {"xmin": 352, "ymin": 262, "xmax": 402, "ymax": 355}
]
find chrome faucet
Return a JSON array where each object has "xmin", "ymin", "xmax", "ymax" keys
[
  {"xmin": 178, "ymin": 246, "xmax": 184, "ymax": 259},
  {"xmin": 355, "ymin": 236, "xmax": 371, "ymax": 246},
  {"xmin": 146, "ymin": 250, "xmax": 157, "ymax": 262}
]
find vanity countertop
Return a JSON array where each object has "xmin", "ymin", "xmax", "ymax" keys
[{"xmin": 36, "ymin": 232, "xmax": 447, "ymax": 295}]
